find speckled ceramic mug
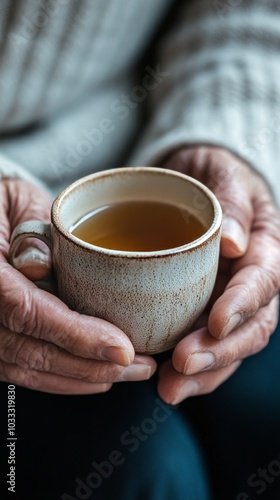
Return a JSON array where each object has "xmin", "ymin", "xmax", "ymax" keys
[{"xmin": 9, "ymin": 167, "xmax": 222, "ymax": 354}]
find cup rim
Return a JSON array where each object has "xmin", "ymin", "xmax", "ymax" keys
[{"xmin": 51, "ymin": 166, "xmax": 222, "ymax": 258}]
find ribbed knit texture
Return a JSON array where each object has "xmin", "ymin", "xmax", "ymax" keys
[{"xmin": 0, "ymin": 0, "xmax": 280, "ymax": 204}]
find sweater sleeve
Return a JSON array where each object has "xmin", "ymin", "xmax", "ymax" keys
[
  {"xmin": 128, "ymin": 0, "xmax": 280, "ymax": 205},
  {"xmin": 0, "ymin": 153, "xmax": 52, "ymax": 193}
]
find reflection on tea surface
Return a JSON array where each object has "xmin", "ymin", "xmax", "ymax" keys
[{"xmin": 71, "ymin": 200, "xmax": 206, "ymax": 252}]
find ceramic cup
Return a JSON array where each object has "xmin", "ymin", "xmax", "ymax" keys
[{"xmin": 9, "ymin": 167, "xmax": 222, "ymax": 354}]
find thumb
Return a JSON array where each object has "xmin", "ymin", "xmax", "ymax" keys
[
  {"xmin": 221, "ymin": 216, "xmax": 249, "ymax": 258},
  {"xmin": 209, "ymin": 153, "xmax": 255, "ymax": 259},
  {"xmin": 13, "ymin": 244, "xmax": 51, "ymax": 281},
  {"xmin": 8, "ymin": 180, "xmax": 53, "ymax": 281},
  {"xmin": 162, "ymin": 147, "xmax": 255, "ymax": 259}
]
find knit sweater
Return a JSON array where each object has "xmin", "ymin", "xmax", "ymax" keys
[{"xmin": 0, "ymin": 0, "xmax": 280, "ymax": 205}]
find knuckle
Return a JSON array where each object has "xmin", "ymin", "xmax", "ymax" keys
[
  {"xmin": 60, "ymin": 312, "xmax": 89, "ymax": 353},
  {"xmin": 19, "ymin": 369, "xmax": 40, "ymax": 390},
  {"xmin": 14, "ymin": 367, "xmax": 31, "ymax": 386},
  {"xmin": 262, "ymin": 268, "xmax": 280, "ymax": 301},
  {"xmin": 78, "ymin": 361, "xmax": 98, "ymax": 383},
  {"xmin": 44, "ymin": 343, "xmax": 59, "ymax": 364},
  {"xmin": 0, "ymin": 280, "xmax": 37, "ymax": 336},
  {"xmin": 234, "ymin": 285, "xmax": 259, "ymax": 318},
  {"xmin": 208, "ymin": 150, "xmax": 242, "ymax": 185},
  {"xmin": 39, "ymin": 343, "xmax": 59, "ymax": 371},
  {"xmin": 2, "ymin": 361, "xmax": 40, "ymax": 390},
  {"xmin": 220, "ymin": 190, "xmax": 252, "ymax": 221},
  {"xmin": 255, "ymin": 302, "xmax": 278, "ymax": 352},
  {"xmin": 82, "ymin": 362, "xmax": 121, "ymax": 384},
  {"xmin": 219, "ymin": 345, "xmax": 238, "ymax": 368},
  {"xmin": 229, "ymin": 276, "xmax": 266, "ymax": 319},
  {"xmin": 257, "ymin": 327, "xmax": 270, "ymax": 351},
  {"xmin": 246, "ymin": 267, "xmax": 279, "ymax": 312},
  {"xmin": 1, "ymin": 333, "xmax": 19, "ymax": 363},
  {"xmin": 15, "ymin": 339, "xmax": 48, "ymax": 371},
  {"xmin": 0, "ymin": 361, "xmax": 16, "ymax": 384},
  {"xmin": 236, "ymin": 269, "xmax": 278, "ymax": 318}
]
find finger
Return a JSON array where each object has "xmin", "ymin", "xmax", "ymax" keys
[
  {"xmin": 0, "ymin": 325, "xmax": 157, "ymax": 382},
  {"xmin": 173, "ymin": 297, "xmax": 278, "ymax": 376},
  {"xmin": 13, "ymin": 241, "xmax": 52, "ymax": 281},
  {"xmin": 213, "ymin": 151, "xmax": 279, "ymax": 262},
  {"xmin": 204, "ymin": 151, "xmax": 255, "ymax": 258},
  {"xmin": 1, "ymin": 179, "xmax": 52, "ymax": 280},
  {"xmin": 209, "ymin": 232, "xmax": 280, "ymax": 339},
  {"xmin": 1, "ymin": 181, "xmax": 139, "ymax": 367},
  {"xmin": 158, "ymin": 359, "xmax": 241, "ymax": 405},
  {"xmin": 4, "ymin": 179, "xmax": 52, "ymax": 229},
  {"xmin": 0, "ymin": 360, "xmax": 113, "ymax": 395},
  {"xmin": 163, "ymin": 147, "xmax": 256, "ymax": 257},
  {"xmin": 0, "ymin": 263, "xmax": 136, "ymax": 366}
]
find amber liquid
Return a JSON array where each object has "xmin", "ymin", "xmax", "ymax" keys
[{"xmin": 71, "ymin": 200, "xmax": 206, "ymax": 251}]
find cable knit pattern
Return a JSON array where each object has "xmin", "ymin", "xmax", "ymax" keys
[{"xmin": 0, "ymin": 0, "xmax": 280, "ymax": 204}]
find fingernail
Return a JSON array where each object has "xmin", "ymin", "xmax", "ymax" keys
[
  {"xmin": 120, "ymin": 363, "xmax": 152, "ymax": 381},
  {"xmin": 101, "ymin": 346, "xmax": 131, "ymax": 366},
  {"xmin": 16, "ymin": 248, "xmax": 50, "ymax": 268},
  {"xmin": 222, "ymin": 217, "xmax": 246, "ymax": 254},
  {"xmin": 171, "ymin": 381, "xmax": 200, "ymax": 405},
  {"xmin": 184, "ymin": 351, "xmax": 215, "ymax": 375},
  {"xmin": 221, "ymin": 312, "xmax": 242, "ymax": 338}
]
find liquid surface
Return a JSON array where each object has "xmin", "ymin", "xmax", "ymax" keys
[{"xmin": 71, "ymin": 201, "xmax": 206, "ymax": 251}]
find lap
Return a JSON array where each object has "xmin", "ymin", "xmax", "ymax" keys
[
  {"xmin": 184, "ymin": 308, "xmax": 280, "ymax": 500},
  {"xmin": 0, "ymin": 376, "xmax": 210, "ymax": 500}
]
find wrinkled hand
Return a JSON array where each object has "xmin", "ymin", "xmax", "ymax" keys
[
  {"xmin": 0, "ymin": 179, "xmax": 156, "ymax": 394},
  {"xmin": 158, "ymin": 146, "xmax": 280, "ymax": 404}
]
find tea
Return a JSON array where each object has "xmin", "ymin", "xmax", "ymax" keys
[{"xmin": 70, "ymin": 200, "xmax": 206, "ymax": 251}]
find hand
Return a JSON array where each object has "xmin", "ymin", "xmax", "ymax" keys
[
  {"xmin": 157, "ymin": 146, "xmax": 280, "ymax": 404},
  {"xmin": 0, "ymin": 179, "xmax": 156, "ymax": 394}
]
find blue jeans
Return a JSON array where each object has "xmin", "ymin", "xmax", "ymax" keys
[{"xmin": 1, "ymin": 315, "xmax": 280, "ymax": 500}]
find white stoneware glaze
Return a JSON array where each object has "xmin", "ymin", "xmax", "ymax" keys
[{"xmin": 9, "ymin": 167, "xmax": 222, "ymax": 354}]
